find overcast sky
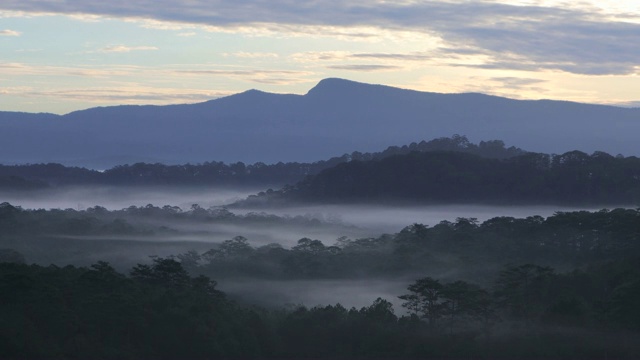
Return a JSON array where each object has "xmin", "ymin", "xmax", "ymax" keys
[{"xmin": 1, "ymin": 0, "xmax": 639, "ymax": 114}]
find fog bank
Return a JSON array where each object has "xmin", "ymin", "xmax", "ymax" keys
[
  {"xmin": 0, "ymin": 186, "xmax": 258, "ymax": 210},
  {"xmin": 235, "ymin": 204, "xmax": 604, "ymax": 234}
]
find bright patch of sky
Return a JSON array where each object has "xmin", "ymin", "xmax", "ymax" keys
[{"xmin": 0, "ymin": 0, "xmax": 639, "ymax": 114}]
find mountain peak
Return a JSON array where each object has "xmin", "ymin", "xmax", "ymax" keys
[
  {"xmin": 305, "ymin": 78, "xmax": 406, "ymax": 102},
  {"xmin": 306, "ymin": 78, "xmax": 372, "ymax": 95}
]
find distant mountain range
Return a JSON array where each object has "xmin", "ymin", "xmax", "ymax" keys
[{"xmin": 1, "ymin": 78, "xmax": 639, "ymax": 168}]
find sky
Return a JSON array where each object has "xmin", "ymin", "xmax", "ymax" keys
[{"xmin": 1, "ymin": 0, "xmax": 639, "ymax": 114}]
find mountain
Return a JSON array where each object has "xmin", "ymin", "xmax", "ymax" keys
[{"xmin": 1, "ymin": 78, "xmax": 639, "ymax": 168}]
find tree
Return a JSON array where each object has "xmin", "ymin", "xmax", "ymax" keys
[
  {"xmin": 400, "ymin": 277, "xmax": 444, "ymax": 328},
  {"xmin": 494, "ymin": 264, "xmax": 555, "ymax": 321},
  {"xmin": 203, "ymin": 236, "xmax": 254, "ymax": 262},
  {"xmin": 440, "ymin": 280, "xmax": 492, "ymax": 333},
  {"xmin": 130, "ymin": 257, "xmax": 190, "ymax": 289},
  {"xmin": 292, "ymin": 238, "xmax": 326, "ymax": 253},
  {"xmin": 176, "ymin": 250, "xmax": 202, "ymax": 269}
]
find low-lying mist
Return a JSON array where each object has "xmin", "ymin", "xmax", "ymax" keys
[
  {"xmin": 234, "ymin": 203, "xmax": 604, "ymax": 234},
  {"xmin": 2, "ymin": 185, "xmax": 605, "ymax": 232},
  {"xmin": 218, "ymin": 278, "xmax": 412, "ymax": 311},
  {"xmin": 0, "ymin": 184, "xmax": 625, "ymax": 313},
  {"xmin": 0, "ymin": 186, "xmax": 258, "ymax": 211}
]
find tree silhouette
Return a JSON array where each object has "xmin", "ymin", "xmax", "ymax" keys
[{"xmin": 400, "ymin": 277, "xmax": 444, "ymax": 328}]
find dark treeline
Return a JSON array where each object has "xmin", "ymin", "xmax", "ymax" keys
[
  {"xmin": 0, "ymin": 135, "xmax": 523, "ymax": 189},
  {"xmin": 0, "ymin": 258, "xmax": 272, "ymax": 359},
  {"xmin": 1, "ymin": 257, "xmax": 640, "ymax": 359},
  {"xmin": 0, "ymin": 202, "xmax": 335, "ymax": 244},
  {"xmin": 0, "ymin": 175, "xmax": 48, "ymax": 190},
  {"xmin": 176, "ymin": 208, "xmax": 640, "ymax": 280},
  {"xmin": 257, "ymin": 149, "xmax": 640, "ymax": 205}
]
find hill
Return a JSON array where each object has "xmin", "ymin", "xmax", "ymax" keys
[
  {"xmin": 244, "ymin": 150, "xmax": 640, "ymax": 206},
  {"xmin": 0, "ymin": 135, "xmax": 522, "ymax": 188}
]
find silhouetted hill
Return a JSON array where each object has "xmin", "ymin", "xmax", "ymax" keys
[
  {"xmin": 246, "ymin": 150, "xmax": 640, "ymax": 206},
  {"xmin": 0, "ymin": 175, "xmax": 48, "ymax": 190},
  {"xmin": 0, "ymin": 135, "xmax": 523, "ymax": 188},
  {"xmin": 1, "ymin": 78, "xmax": 639, "ymax": 168}
]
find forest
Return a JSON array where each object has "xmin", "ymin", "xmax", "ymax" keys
[
  {"xmin": 2, "ymin": 203, "xmax": 640, "ymax": 358},
  {"xmin": 1, "ymin": 250, "xmax": 640, "ymax": 358},
  {"xmin": 247, "ymin": 149, "xmax": 640, "ymax": 206}
]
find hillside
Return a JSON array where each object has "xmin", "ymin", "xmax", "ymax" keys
[
  {"xmin": 0, "ymin": 136, "xmax": 523, "ymax": 188},
  {"xmin": 244, "ymin": 150, "xmax": 640, "ymax": 206}
]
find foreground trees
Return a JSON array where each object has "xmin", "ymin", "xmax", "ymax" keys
[
  {"xmin": 400, "ymin": 277, "xmax": 494, "ymax": 333},
  {"xmin": 0, "ymin": 259, "xmax": 270, "ymax": 359},
  {"xmin": 1, "ymin": 258, "xmax": 640, "ymax": 359}
]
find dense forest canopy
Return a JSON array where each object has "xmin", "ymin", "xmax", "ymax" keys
[
  {"xmin": 2, "ymin": 252, "xmax": 640, "ymax": 358},
  {"xmin": 246, "ymin": 149, "xmax": 640, "ymax": 206}
]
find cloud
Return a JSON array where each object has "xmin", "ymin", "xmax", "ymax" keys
[
  {"xmin": 351, "ymin": 52, "xmax": 432, "ymax": 61},
  {"xmin": 98, "ymin": 45, "xmax": 159, "ymax": 53},
  {"xmin": 1, "ymin": 85, "xmax": 232, "ymax": 104},
  {"xmin": 223, "ymin": 52, "xmax": 279, "ymax": 59},
  {"xmin": 490, "ymin": 77, "xmax": 547, "ymax": 88},
  {"xmin": 0, "ymin": 62, "xmax": 141, "ymax": 77},
  {"xmin": 0, "ymin": 29, "xmax": 20, "ymax": 36},
  {"xmin": 290, "ymin": 51, "xmax": 352, "ymax": 63},
  {"xmin": 326, "ymin": 64, "xmax": 401, "ymax": 72},
  {"xmin": 292, "ymin": 50, "xmax": 434, "ymax": 62},
  {"xmin": 177, "ymin": 69, "xmax": 313, "ymax": 85},
  {"xmin": 177, "ymin": 69, "xmax": 304, "ymax": 76},
  {"xmin": 430, "ymin": 73, "xmax": 552, "ymax": 100},
  {"xmin": 0, "ymin": 62, "xmax": 314, "ymax": 86},
  {"xmin": 1, "ymin": 1, "xmax": 639, "ymax": 75},
  {"xmin": 479, "ymin": 76, "xmax": 550, "ymax": 95}
]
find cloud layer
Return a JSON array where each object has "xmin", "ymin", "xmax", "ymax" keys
[
  {"xmin": 98, "ymin": 45, "xmax": 159, "ymax": 53},
  {"xmin": 1, "ymin": 1, "xmax": 639, "ymax": 75}
]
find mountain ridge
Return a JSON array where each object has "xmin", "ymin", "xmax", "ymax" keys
[{"xmin": 1, "ymin": 78, "xmax": 639, "ymax": 168}]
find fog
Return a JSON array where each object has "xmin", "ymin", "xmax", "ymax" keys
[
  {"xmin": 2, "ymin": 186, "xmax": 603, "ymax": 233},
  {"xmin": 1, "ymin": 186, "xmax": 604, "ymax": 248},
  {"xmin": 162, "ymin": 222, "xmax": 369, "ymax": 248},
  {"xmin": 0, "ymin": 186, "xmax": 258, "ymax": 211},
  {"xmin": 234, "ymin": 203, "xmax": 604, "ymax": 235},
  {"xmin": 4, "ymin": 236, "xmax": 214, "ymax": 270},
  {"xmin": 0, "ymin": 185, "xmax": 612, "ymax": 310},
  {"xmin": 218, "ymin": 278, "xmax": 412, "ymax": 311}
]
